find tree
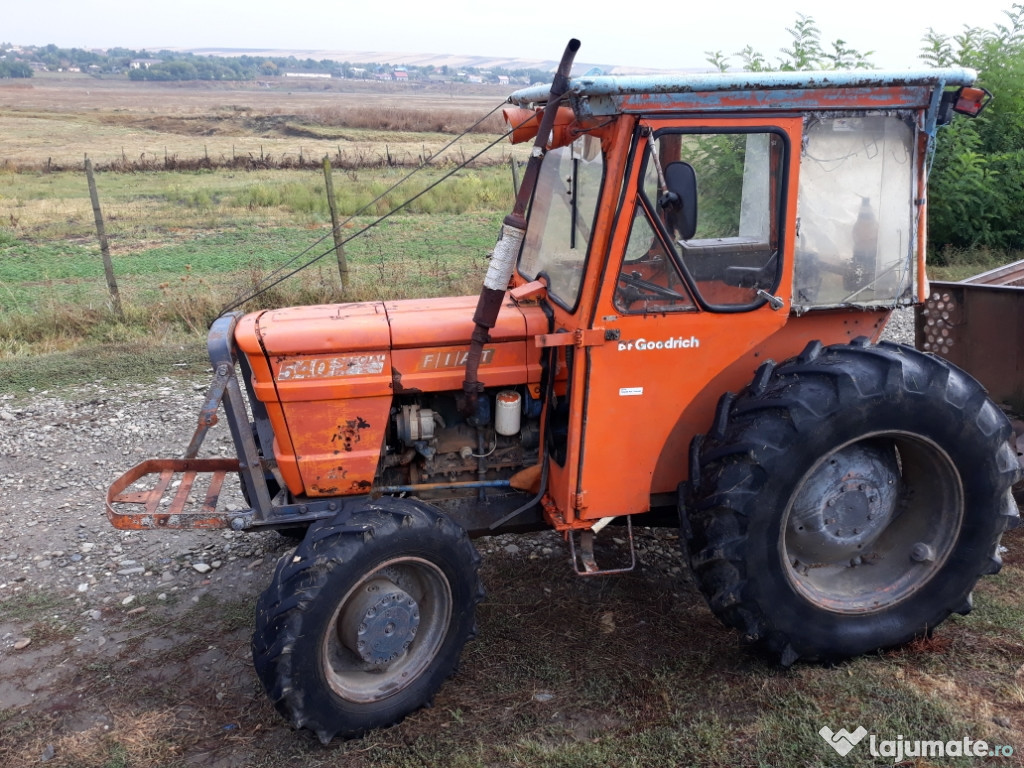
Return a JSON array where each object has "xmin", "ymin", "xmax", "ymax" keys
[
  {"xmin": 711, "ymin": 13, "xmax": 873, "ymax": 73},
  {"xmin": 0, "ymin": 61, "xmax": 32, "ymax": 78},
  {"xmin": 922, "ymin": 4, "xmax": 1024, "ymax": 254}
]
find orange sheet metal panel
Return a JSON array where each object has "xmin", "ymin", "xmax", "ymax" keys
[
  {"xmin": 238, "ymin": 306, "xmax": 394, "ymax": 497},
  {"xmin": 575, "ymin": 310, "xmax": 890, "ymax": 521},
  {"xmin": 268, "ymin": 351, "xmax": 394, "ymax": 402},
  {"xmin": 385, "ymin": 296, "xmax": 529, "ymax": 347},
  {"xmin": 576, "ymin": 311, "xmax": 784, "ymax": 520},
  {"xmin": 387, "ymin": 295, "xmax": 547, "ymax": 390},
  {"xmin": 256, "ymin": 303, "xmax": 392, "ymax": 496},
  {"xmin": 255, "ymin": 302, "xmax": 390, "ymax": 355},
  {"xmin": 281, "ymin": 397, "xmax": 392, "ymax": 496},
  {"xmin": 235, "ymin": 312, "xmax": 304, "ymax": 494},
  {"xmin": 391, "ymin": 342, "xmax": 531, "ymax": 392}
]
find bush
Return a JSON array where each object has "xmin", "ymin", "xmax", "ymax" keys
[{"xmin": 920, "ymin": 5, "xmax": 1024, "ymax": 255}]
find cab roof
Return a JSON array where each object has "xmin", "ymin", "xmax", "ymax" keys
[{"xmin": 508, "ymin": 68, "xmax": 977, "ymax": 119}]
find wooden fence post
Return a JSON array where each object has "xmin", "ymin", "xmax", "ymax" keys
[
  {"xmin": 322, "ymin": 156, "xmax": 349, "ymax": 290},
  {"xmin": 510, "ymin": 155, "xmax": 520, "ymax": 196},
  {"xmin": 84, "ymin": 156, "xmax": 124, "ymax": 320}
]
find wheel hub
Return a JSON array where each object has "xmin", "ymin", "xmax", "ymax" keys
[
  {"xmin": 341, "ymin": 579, "xmax": 420, "ymax": 665},
  {"xmin": 782, "ymin": 432, "xmax": 964, "ymax": 614},
  {"xmin": 788, "ymin": 443, "xmax": 900, "ymax": 562}
]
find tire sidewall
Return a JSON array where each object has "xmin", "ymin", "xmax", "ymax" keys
[
  {"xmin": 743, "ymin": 383, "xmax": 1001, "ymax": 657},
  {"xmin": 278, "ymin": 507, "xmax": 478, "ymax": 737}
]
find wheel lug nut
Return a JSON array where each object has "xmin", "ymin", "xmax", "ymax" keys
[{"xmin": 911, "ymin": 543, "xmax": 934, "ymax": 563}]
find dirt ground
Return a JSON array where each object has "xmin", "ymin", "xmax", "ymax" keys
[{"xmin": 0, "ymin": 366, "xmax": 696, "ymax": 767}]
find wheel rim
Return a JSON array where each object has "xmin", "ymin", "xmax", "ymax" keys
[
  {"xmin": 322, "ymin": 556, "xmax": 452, "ymax": 703},
  {"xmin": 782, "ymin": 432, "xmax": 963, "ymax": 614}
]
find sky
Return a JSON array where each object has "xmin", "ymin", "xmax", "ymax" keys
[{"xmin": 4, "ymin": 0, "xmax": 1019, "ymax": 71}]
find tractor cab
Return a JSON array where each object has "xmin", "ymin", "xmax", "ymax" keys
[{"xmin": 500, "ymin": 70, "xmax": 990, "ymax": 527}]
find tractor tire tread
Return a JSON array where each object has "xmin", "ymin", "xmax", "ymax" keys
[
  {"xmin": 251, "ymin": 497, "xmax": 482, "ymax": 742},
  {"xmin": 682, "ymin": 341, "xmax": 1019, "ymax": 664}
]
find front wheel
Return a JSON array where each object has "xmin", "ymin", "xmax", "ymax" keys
[
  {"xmin": 252, "ymin": 497, "xmax": 483, "ymax": 742},
  {"xmin": 684, "ymin": 339, "xmax": 1020, "ymax": 664}
]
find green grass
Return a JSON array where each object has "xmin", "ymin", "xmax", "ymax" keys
[
  {"xmin": 0, "ymin": 164, "xmax": 510, "ymax": 356},
  {"xmin": 0, "ymin": 166, "xmax": 513, "ymax": 242},
  {"xmin": 0, "ymin": 589, "xmax": 71, "ymax": 622},
  {"xmin": 928, "ymin": 246, "xmax": 1021, "ymax": 282}
]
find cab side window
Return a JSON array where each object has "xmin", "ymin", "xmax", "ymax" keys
[
  {"xmin": 641, "ymin": 130, "xmax": 787, "ymax": 309},
  {"xmin": 614, "ymin": 151, "xmax": 695, "ymax": 314},
  {"xmin": 614, "ymin": 203, "xmax": 695, "ymax": 314}
]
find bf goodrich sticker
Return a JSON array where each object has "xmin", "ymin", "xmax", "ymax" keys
[{"xmin": 617, "ymin": 336, "xmax": 700, "ymax": 351}]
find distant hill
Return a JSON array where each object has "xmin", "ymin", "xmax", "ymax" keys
[{"xmin": 180, "ymin": 47, "xmax": 692, "ymax": 76}]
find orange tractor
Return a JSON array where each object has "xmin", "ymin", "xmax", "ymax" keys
[{"xmin": 107, "ymin": 40, "xmax": 1021, "ymax": 742}]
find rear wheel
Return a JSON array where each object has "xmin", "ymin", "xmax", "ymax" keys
[
  {"xmin": 684, "ymin": 339, "xmax": 1020, "ymax": 663},
  {"xmin": 252, "ymin": 497, "xmax": 483, "ymax": 742}
]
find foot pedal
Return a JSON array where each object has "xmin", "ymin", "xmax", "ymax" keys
[{"xmin": 568, "ymin": 517, "xmax": 636, "ymax": 576}]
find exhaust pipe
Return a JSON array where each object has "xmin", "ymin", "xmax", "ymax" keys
[{"xmin": 461, "ymin": 38, "xmax": 581, "ymax": 420}]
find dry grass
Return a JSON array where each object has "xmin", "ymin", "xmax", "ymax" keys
[{"xmin": 0, "ymin": 75, "xmax": 517, "ymax": 172}]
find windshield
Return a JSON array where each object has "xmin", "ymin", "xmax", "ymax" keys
[{"xmin": 517, "ymin": 136, "xmax": 604, "ymax": 308}]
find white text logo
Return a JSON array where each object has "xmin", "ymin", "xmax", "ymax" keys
[
  {"xmin": 819, "ymin": 723, "xmax": 1014, "ymax": 763},
  {"xmin": 819, "ymin": 726, "xmax": 867, "ymax": 757},
  {"xmin": 617, "ymin": 336, "xmax": 700, "ymax": 352}
]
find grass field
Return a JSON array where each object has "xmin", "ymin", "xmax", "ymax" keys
[
  {"xmin": 0, "ymin": 75, "xmax": 522, "ymax": 355},
  {"xmin": 0, "ymin": 74, "xmax": 511, "ymax": 171}
]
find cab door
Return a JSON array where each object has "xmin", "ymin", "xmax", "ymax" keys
[{"xmin": 572, "ymin": 119, "xmax": 802, "ymax": 521}]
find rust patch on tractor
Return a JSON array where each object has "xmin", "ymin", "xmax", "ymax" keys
[
  {"xmin": 313, "ymin": 465, "xmax": 351, "ymax": 495},
  {"xmin": 332, "ymin": 417, "xmax": 370, "ymax": 452},
  {"xmin": 391, "ymin": 367, "xmax": 422, "ymax": 394}
]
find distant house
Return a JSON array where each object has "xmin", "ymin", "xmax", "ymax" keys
[
  {"xmin": 394, "ymin": 68, "xmax": 408, "ymax": 81},
  {"xmin": 130, "ymin": 59, "xmax": 161, "ymax": 69},
  {"xmin": 497, "ymin": 75, "xmax": 509, "ymax": 85},
  {"xmin": 284, "ymin": 72, "xmax": 331, "ymax": 79}
]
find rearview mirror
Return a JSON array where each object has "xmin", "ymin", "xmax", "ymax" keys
[{"xmin": 661, "ymin": 161, "xmax": 698, "ymax": 240}]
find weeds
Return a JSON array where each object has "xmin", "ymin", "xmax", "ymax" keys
[{"xmin": 0, "ymin": 589, "xmax": 70, "ymax": 622}]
